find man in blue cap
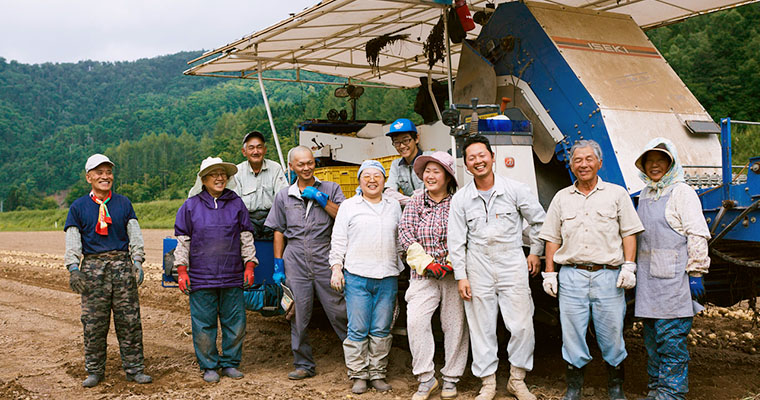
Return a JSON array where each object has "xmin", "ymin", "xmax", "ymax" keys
[{"xmin": 384, "ymin": 118, "xmax": 431, "ymax": 207}]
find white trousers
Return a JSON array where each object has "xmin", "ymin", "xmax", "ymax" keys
[
  {"xmin": 406, "ymin": 276, "xmax": 469, "ymax": 383},
  {"xmin": 464, "ymin": 248, "xmax": 535, "ymax": 377}
]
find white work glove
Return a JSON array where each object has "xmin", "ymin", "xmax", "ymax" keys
[
  {"xmin": 330, "ymin": 265, "xmax": 345, "ymax": 293},
  {"xmin": 616, "ymin": 261, "xmax": 637, "ymax": 289},
  {"xmin": 541, "ymin": 272, "xmax": 558, "ymax": 298}
]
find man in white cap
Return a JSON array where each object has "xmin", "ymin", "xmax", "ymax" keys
[
  {"xmin": 232, "ymin": 130, "xmax": 288, "ymax": 240},
  {"xmin": 64, "ymin": 154, "xmax": 152, "ymax": 388}
]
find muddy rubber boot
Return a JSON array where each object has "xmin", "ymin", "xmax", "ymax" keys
[
  {"xmin": 126, "ymin": 371, "xmax": 153, "ymax": 384},
  {"xmin": 203, "ymin": 369, "xmax": 220, "ymax": 383},
  {"xmin": 562, "ymin": 364, "xmax": 584, "ymax": 400},
  {"xmin": 368, "ymin": 335, "xmax": 393, "ymax": 392},
  {"xmin": 475, "ymin": 374, "xmax": 496, "ymax": 400},
  {"xmin": 507, "ymin": 365, "xmax": 536, "ymax": 400},
  {"xmin": 220, "ymin": 367, "xmax": 244, "ymax": 379},
  {"xmin": 370, "ymin": 378, "xmax": 392, "ymax": 392},
  {"xmin": 82, "ymin": 374, "xmax": 103, "ymax": 388},
  {"xmin": 412, "ymin": 377, "xmax": 439, "ymax": 400},
  {"xmin": 607, "ymin": 363, "xmax": 626, "ymax": 400},
  {"xmin": 352, "ymin": 378, "xmax": 368, "ymax": 394}
]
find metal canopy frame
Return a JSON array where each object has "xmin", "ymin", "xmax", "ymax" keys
[{"xmin": 183, "ymin": 0, "xmax": 758, "ymax": 169}]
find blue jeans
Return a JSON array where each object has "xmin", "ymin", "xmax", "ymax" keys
[
  {"xmin": 189, "ymin": 287, "xmax": 246, "ymax": 370},
  {"xmin": 344, "ymin": 271, "xmax": 398, "ymax": 342},
  {"xmin": 559, "ymin": 267, "xmax": 627, "ymax": 368},
  {"xmin": 643, "ymin": 318, "xmax": 692, "ymax": 400}
]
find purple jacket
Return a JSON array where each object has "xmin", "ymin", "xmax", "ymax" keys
[{"xmin": 174, "ymin": 189, "xmax": 254, "ymax": 290}]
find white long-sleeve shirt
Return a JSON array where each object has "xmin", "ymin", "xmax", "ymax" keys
[
  {"xmin": 640, "ymin": 182, "xmax": 710, "ymax": 275},
  {"xmin": 329, "ymin": 194, "xmax": 404, "ymax": 279}
]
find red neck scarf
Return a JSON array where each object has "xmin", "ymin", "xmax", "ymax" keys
[{"xmin": 89, "ymin": 191, "xmax": 112, "ymax": 236}]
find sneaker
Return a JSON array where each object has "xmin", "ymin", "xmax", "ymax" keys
[
  {"xmin": 352, "ymin": 378, "xmax": 368, "ymax": 394},
  {"xmin": 412, "ymin": 378, "xmax": 439, "ymax": 400},
  {"xmin": 370, "ymin": 378, "xmax": 392, "ymax": 392},
  {"xmin": 287, "ymin": 369, "xmax": 316, "ymax": 380},
  {"xmin": 203, "ymin": 369, "xmax": 220, "ymax": 383},
  {"xmin": 221, "ymin": 367, "xmax": 244, "ymax": 379},
  {"xmin": 82, "ymin": 374, "xmax": 103, "ymax": 388},
  {"xmin": 126, "ymin": 372, "xmax": 153, "ymax": 384},
  {"xmin": 441, "ymin": 381, "xmax": 458, "ymax": 399}
]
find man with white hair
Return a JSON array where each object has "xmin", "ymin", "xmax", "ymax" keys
[
  {"xmin": 539, "ymin": 140, "xmax": 644, "ymax": 400},
  {"xmin": 264, "ymin": 146, "xmax": 348, "ymax": 380}
]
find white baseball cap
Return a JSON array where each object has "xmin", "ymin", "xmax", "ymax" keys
[{"xmin": 85, "ymin": 154, "xmax": 115, "ymax": 172}]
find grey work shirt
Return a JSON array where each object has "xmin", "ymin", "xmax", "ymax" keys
[
  {"xmin": 264, "ymin": 178, "xmax": 346, "ymax": 272},
  {"xmin": 384, "ymin": 150, "xmax": 431, "ymax": 197},
  {"xmin": 538, "ymin": 178, "xmax": 644, "ymax": 266},
  {"xmin": 448, "ymin": 174, "xmax": 546, "ymax": 281},
  {"xmin": 233, "ymin": 159, "xmax": 288, "ymax": 212}
]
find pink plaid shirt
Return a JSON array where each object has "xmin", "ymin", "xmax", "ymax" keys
[{"xmin": 398, "ymin": 191, "xmax": 452, "ymax": 279}]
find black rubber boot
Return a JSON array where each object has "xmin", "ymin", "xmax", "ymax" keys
[
  {"xmin": 562, "ymin": 364, "xmax": 584, "ymax": 400},
  {"xmin": 607, "ymin": 363, "xmax": 626, "ymax": 400}
]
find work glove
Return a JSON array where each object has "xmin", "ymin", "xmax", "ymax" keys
[
  {"xmin": 616, "ymin": 261, "xmax": 637, "ymax": 289},
  {"xmin": 177, "ymin": 265, "xmax": 191, "ymax": 295},
  {"xmin": 542, "ymin": 271, "xmax": 558, "ymax": 298},
  {"xmin": 272, "ymin": 258, "xmax": 286, "ymax": 285},
  {"xmin": 406, "ymin": 242, "xmax": 434, "ymax": 276},
  {"xmin": 330, "ymin": 265, "xmax": 345, "ymax": 292},
  {"xmin": 133, "ymin": 260, "xmax": 144, "ymax": 287},
  {"xmin": 68, "ymin": 264, "xmax": 86, "ymax": 294},
  {"xmin": 302, "ymin": 186, "xmax": 329, "ymax": 208},
  {"xmin": 424, "ymin": 262, "xmax": 452, "ymax": 279},
  {"xmin": 689, "ymin": 276, "xmax": 705, "ymax": 298},
  {"xmin": 243, "ymin": 261, "xmax": 256, "ymax": 288}
]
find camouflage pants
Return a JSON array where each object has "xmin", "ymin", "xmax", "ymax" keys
[{"xmin": 80, "ymin": 251, "xmax": 145, "ymax": 376}]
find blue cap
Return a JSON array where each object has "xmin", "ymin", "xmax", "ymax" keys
[
  {"xmin": 357, "ymin": 159, "xmax": 386, "ymax": 180},
  {"xmin": 386, "ymin": 118, "xmax": 418, "ymax": 136}
]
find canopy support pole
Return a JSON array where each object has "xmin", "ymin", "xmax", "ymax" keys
[
  {"xmin": 443, "ymin": 8, "xmax": 459, "ymax": 171},
  {"xmin": 257, "ymin": 59, "xmax": 287, "ymax": 172}
]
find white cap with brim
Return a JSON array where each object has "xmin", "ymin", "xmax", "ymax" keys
[
  {"xmin": 85, "ymin": 154, "xmax": 114, "ymax": 172},
  {"xmin": 187, "ymin": 157, "xmax": 238, "ymax": 198}
]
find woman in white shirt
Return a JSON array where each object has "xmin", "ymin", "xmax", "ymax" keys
[
  {"xmin": 329, "ymin": 159, "xmax": 403, "ymax": 395},
  {"xmin": 633, "ymin": 137, "xmax": 710, "ymax": 400}
]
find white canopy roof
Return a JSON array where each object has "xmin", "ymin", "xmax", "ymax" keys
[{"xmin": 184, "ymin": 0, "xmax": 757, "ymax": 88}]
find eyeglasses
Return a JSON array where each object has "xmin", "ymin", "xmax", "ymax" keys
[
  {"xmin": 207, "ymin": 172, "xmax": 228, "ymax": 179},
  {"xmin": 392, "ymin": 137, "xmax": 414, "ymax": 147},
  {"xmin": 360, "ymin": 174, "xmax": 384, "ymax": 182}
]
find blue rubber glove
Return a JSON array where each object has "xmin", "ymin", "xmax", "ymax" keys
[
  {"xmin": 302, "ymin": 186, "xmax": 329, "ymax": 208},
  {"xmin": 273, "ymin": 258, "xmax": 286, "ymax": 284},
  {"xmin": 689, "ymin": 276, "xmax": 705, "ymax": 298}
]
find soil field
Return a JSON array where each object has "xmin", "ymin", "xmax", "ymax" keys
[{"xmin": 1, "ymin": 230, "xmax": 759, "ymax": 400}]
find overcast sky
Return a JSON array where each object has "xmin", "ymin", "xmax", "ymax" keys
[{"xmin": 0, "ymin": 0, "xmax": 318, "ymax": 64}]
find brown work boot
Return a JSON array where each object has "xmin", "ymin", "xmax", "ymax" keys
[{"xmin": 507, "ymin": 365, "xmax": 536, "ymax": 400}]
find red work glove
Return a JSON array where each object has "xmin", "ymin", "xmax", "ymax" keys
[
  {"xmin": 424, "ymin": 263, "xmax": 449, "ymax": 279},
  {"xmin": 177, "ymin": 265, "xmax": 191, "ymax": 295},
  {"xmin": 243, "ymin": 261, "xmax": 256, "ymax": 288}
]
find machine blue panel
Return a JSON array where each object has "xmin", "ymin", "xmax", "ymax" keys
[
  {"xmin": 161, "ymin": 237, "xmax": 275, "ymax": 285},
  {"xmin": 476, "ymin": 2, "xmax": 626, "ymax": 187}
]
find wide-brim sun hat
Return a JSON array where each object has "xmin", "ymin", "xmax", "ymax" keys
[
  {"xmin": 413, "ymin": 151, "xmax": 458, "ymax": 187},
  {"xmin": 198, "ymin": 156, "xmax": 238, "ymax": 178},
  {"xmin": 634, "ymin": 143, "xmax": 674, "ymax": 174}
]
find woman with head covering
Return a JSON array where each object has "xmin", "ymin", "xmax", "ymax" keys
[
  {"xmin": 173, "ymin": 157, "xmax": 258, "ymax": 383},
  {"xmin": 397, "ymin": 151, "xmax": 469, "ymax": 400},
  {"xmin": 633, "ymin": 138, "xmax": 710, "ymax": 399},
  {"xmin": 329, "ymin": 160, "xmax": 404, "ymax": 394}
]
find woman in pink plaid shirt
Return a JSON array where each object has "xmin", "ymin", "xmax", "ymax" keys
[{"xmin": 398, "ymin": 151, "xmax": 469, "ymax": 400}]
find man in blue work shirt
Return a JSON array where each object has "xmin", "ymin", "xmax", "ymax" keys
[
  {"xmin": 264, "ymin": 145, "xmax": 348, "ymax": 380},
  {"xmin": 64, "ymin": 154, "xmax": 152, "ymax": 388}
]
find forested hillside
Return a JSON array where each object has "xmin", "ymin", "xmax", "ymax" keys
[{"xmin": 1, "ymin": 4, "xmax": 758, "ymax": 211}]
